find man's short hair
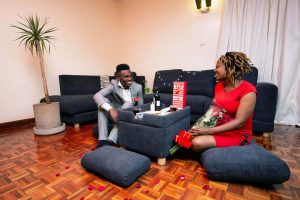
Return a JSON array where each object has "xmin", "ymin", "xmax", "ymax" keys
[{"xmin": 116, "ymin": 64, "xmax": 130, "ymax": 75}]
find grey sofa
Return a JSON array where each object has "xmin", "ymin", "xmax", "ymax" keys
[
  {"xmin": 41, "ymin": 73, "xmax": 145, "ymax": 127},
  {"xmin": 41, "ymin": 75, "xmax": 100, "ymax": 127},
  {"xmin": 143, "ymin": 67, "xmax": 278, "ymax": 134}
]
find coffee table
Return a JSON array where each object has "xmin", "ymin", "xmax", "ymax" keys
[{"xmin": 118, "ymin": 104, "xmax": 190, "ymax": 165}]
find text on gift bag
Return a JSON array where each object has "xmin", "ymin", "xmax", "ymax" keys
[{"xmin": 172, "ymin": 82, "xmax": 187, "ymax": 109}]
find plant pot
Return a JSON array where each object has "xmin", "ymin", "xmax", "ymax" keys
[{"xmin": 33, "ymin": 102, "xmax": 65, "ymax": 135}]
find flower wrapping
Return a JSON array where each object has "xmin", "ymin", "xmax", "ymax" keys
[
  {"xmin": 169, "ymin": 102, "xmax": 234, "ymax": 155},
  {"xmin": 192, "ymin": 102, "xmax": 233, "ymax": 129},
  {"xmin": 175, "ymin": 130, "xmax": 192, "ymax": 148}
]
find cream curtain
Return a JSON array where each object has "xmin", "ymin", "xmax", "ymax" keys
[{"xmin": 217, "ymin": 0, "xmax": 300, "ymax": 126}]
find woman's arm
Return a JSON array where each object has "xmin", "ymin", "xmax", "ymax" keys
[{"xmin": 189, "ymin": 92, "xmax": 256, "ymax": 136}]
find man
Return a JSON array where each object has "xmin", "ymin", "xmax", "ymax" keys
[{"xmin": 94, "ymin": 64, "xmax": 144, "ymax": 148}]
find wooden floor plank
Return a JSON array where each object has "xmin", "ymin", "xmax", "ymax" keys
[{"xmin": 0, "ymin": 123, "xmax": 299, "ymax": 199}]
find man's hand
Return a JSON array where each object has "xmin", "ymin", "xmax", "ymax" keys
[
  {"xmin": 189, "ymin": 127, "xmax": 211, "ymax": 136},
  {"xmin": 108, "ymin": 108, "xmax": 118, "ymax": 124}
]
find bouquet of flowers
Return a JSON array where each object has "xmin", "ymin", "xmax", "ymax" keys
[
  {"xmin": 192, "ymin": 102, "xmax": 233, "ymax": 128},
  {"xmin": 169, "ymin": 102, "xmax": 234, "ymax": 155}
]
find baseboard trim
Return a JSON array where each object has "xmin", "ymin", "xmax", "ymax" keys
[{"xmin": 0, "ymin": 118, "xmax": 35, "ymax": 129}]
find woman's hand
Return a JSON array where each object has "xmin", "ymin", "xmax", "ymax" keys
[{"xmin": 189, "ymin": 127, "xmax": 211, "ymax": 136}]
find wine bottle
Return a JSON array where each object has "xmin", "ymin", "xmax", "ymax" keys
[{"xmin": 154, "ymin": 91, "xmax": 160, "ymax": 111}]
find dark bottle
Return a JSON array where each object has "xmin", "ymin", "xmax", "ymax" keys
[{"xmin": 153, "ymin": 91, "xmax": 161, "ymax": 111}]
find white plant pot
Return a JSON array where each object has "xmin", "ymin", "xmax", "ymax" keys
[{"xmin": 33, "ymin": 102, "xmax": 65, "ymax": 135}]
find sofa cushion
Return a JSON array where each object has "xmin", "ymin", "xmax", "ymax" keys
[
  {"xmin": 81, "ymin": 146, "xmax": 151, "ymax": 187},
  {"xmin": 153, "ymin": 69, "xmax": 183, "ymax": 93},
  {"xmin": 59, "ymin": 94, "xmax": 97, "ymax": 115},
  {"xmin": 253, "ymin": 82, "xmax": 278, "ymax": 123},
  {"xmin": 242, "ymin": 67, "xmax": 258, "ymax": 86},
  {"xmin": 182, "ymin": 70, "xmax": 215, "ymax": 97},
  {"xmin": 200, "ymin": 140, "xmax": 290, "ymax": 184},
  {"xmin": 59, "ymin": 75, "xmax": 100, "ymax": 95},
  {"xmin": 186, "ymin": 94, "xmax": 212, "ymax": 115}
]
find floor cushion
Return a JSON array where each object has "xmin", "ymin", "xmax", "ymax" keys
[
  {"xmin": 81, "ymin": 146, "xmax": 151, "ymax": 187},
  {"xmin": 200, "ymin": 140, "xmax": 290, "ymax": 184}
]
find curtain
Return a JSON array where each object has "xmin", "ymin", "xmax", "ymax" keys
[{"xmin": 217, "ymin": 0, "xmax": 300, "ymax": 126}]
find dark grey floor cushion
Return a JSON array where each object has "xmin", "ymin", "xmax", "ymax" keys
[
  {"xmin": 81, "ymin": 146, "xmax": 151, "ymax": 187},
  {"xmin": 200, "ymin": 140, "xmax": 290, "ymax": 184}
]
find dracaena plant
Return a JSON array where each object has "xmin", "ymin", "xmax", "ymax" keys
[{"xmin": 11, "ymin": 15, "xmax": 57, "ymax": 104}]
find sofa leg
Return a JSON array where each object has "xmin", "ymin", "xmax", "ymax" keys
[
  {"xmin": 263, "ymin": 132, "xmax": 270, "ymax": 138},
  {"xmin": 74, "ymin": 123, "xmax": 80, "ymax": 128},
  {"xmin": 157, "ymin": 158, "xmax": 166, "ymax": 166}
]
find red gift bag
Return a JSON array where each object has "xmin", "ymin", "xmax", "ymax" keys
[{"xmin": 172, "ymin": 82, "xmax": 187, "ymax": 109}]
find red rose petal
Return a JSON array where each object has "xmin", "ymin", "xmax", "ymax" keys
[
  {"xmin": 55, "ymin": 173, "xmax": 60, "ymax": 177},
  {"xmin": 136, "ymin": 184, "xmax": 142, "ymax": 188},
  {"xmin": 80, "ymin": 197, "xmax": 84, "ymax": 200},
  {"xmin": 98, "ymin": 186, "xmax": 106, "ymax": 191},
  {"xmin": 88, "ymin": 185, "xmax": 95, "ymax": 190},
  {"xmin": 144, "ymin": 190, "xmax": 149, "ymax": 193},
  {"xmin": 202, "ymin": 184, "xmax": 212, "ymax": 190},
  {"xmin": 154, "ymin": 180, "xmax": 160, "ymax": 184},
  {"xmin": 64, "ymin": 165, "xmax": 70, "ymax": 169},
  {"xmin": 179, "ymin": 175, "xmax": 186, "ymax": 181}
]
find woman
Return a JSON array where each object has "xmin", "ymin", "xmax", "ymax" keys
[{"xmin": 189, "ymin": 52, "xmax": 257, "ymax": 152}]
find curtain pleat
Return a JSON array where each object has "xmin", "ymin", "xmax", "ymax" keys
[{"xmin": 216, "ymin": 0, "xmax": 300, "ymax": 125}]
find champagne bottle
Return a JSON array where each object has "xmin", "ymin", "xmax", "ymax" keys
[{"xmin": 154, "ymin": 91, "xmax": 160, "ymax": 111}]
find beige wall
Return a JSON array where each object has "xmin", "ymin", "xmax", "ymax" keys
[
  {"xmin": 0, "ymin": 0, "xmax": 120, "ymax": 123},
  {"xmin": 119, "ymin": 0, "xmax": 222, "ymax": 90},
  {"xmin": 0, "ymin": 0, "xmax": 222, "ymax": 123}
]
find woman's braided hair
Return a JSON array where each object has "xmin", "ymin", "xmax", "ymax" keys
[{"xmin": 218, "ymin": 52, "xmax": 253, "ymax": 86}]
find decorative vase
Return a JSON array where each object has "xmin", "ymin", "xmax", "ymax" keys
[{"xmin": 33, "ymin": 102, "xmax": 65, "ymax": 135}]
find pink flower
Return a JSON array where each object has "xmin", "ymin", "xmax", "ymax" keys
[
  {"xmin": 133, "ymin": 97, "xmax": 139, "ymax": 102},
  {"xmin": 202, "ymin": 184, "xmax": 212, "ymax": 190},
  {"xmin": 98, "ymin": 186, "xmax": 106, "ymax": 191},
  {"xmin": 64, "ymin": 165, "xmax": 70, "ymax": 169},
  {"xmin": 179, "ymin": 175, "xmax": 186, "ymax": 181},
  {"xmin": 88, "ymin": 185, "xmax": 95, "ymax": 190},
  {"xmin": 154, "ymin": 180, "xmax": 160, "ymax": 184}
]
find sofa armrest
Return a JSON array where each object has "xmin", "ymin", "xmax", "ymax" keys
[
  {"xmin": 254, "ymin": 82, "xmax": 278, "ymax": 124},
  {"xmin": 40, "ymin": 95, "xmax": 62, "ymax": 103},
  {"xmin": 41, "ymin": 95, "xmax": 97, "ymax": 115}
]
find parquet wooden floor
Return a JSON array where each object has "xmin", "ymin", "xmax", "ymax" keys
[{"xmin": 0, "ymin": 123, "xmax": 299, "ymax": 200}]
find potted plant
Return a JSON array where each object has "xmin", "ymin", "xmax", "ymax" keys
[{"xmin": 11, "ymin": 15, "xmax": 65, "ymax": 135}]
